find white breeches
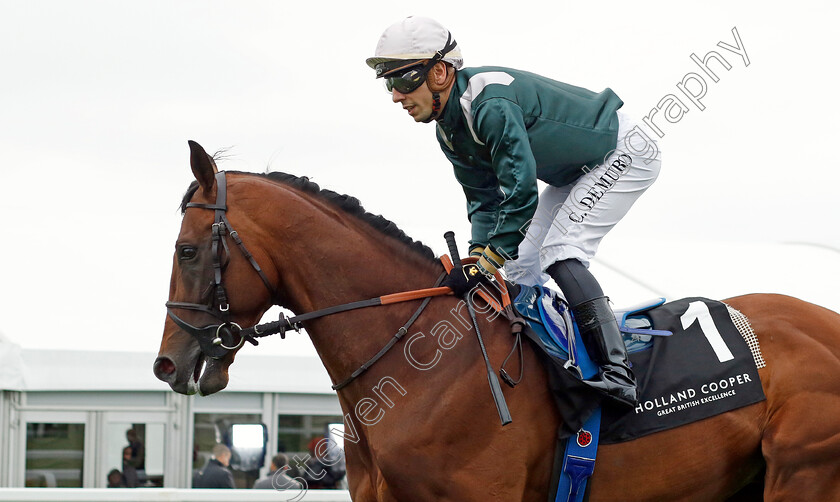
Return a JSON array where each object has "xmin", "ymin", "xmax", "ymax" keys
[{"xmin": 506, "ymin": 111, "xmax": 662, "ymax": 287}]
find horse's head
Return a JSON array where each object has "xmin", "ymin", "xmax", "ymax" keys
[{"xmin": 154, "ymin": 141, "xmax": 277, "ymax": 395}]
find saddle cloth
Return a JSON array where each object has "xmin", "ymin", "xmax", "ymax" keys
[{"xmin": 513, "ymin": 288, "xmax": 767, "ymax": 443}]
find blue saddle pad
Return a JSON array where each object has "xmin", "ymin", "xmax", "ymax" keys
[{"xmin": 512, "ymin": 285, "xmax": 666, "ymax": 361}]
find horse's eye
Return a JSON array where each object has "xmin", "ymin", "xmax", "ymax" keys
[{"xmin": 179, "ymin": 246, "xmax": 198, "ymax": 261}]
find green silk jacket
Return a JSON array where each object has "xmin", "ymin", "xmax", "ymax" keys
[{"xmin": 435, "ymin": 66, "xmax": 623, "ymax": 259}]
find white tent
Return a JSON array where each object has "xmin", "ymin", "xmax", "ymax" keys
[
  {"xmin": 0, "ymin": 332, "xmax": 26, "ymax": 391},
  {"xmin": 0, "ymin": 339, "xmax": 333, "ymax": 394}
]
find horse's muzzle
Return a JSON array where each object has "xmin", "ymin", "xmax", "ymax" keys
[{"xmin": 153, "ymin": 354, "xmax": 200, "ymax": 395}]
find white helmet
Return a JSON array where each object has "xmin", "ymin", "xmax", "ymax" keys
[{"xmin": 366, "ymin": 16, "xmax": 463, "ymax": 76}]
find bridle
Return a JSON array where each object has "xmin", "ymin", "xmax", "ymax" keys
[
  {"xmin": 166, "ymin": 171, "xmax": 520, "ymax": 422},
  {"xmin": 165, "ymin": 171, "xmax": 452, "ymax": 389},
  {"xmin": 166, "ymin": 171, "xmax": 277, "ymax": 359}
]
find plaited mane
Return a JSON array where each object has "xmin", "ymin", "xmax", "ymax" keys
[{"xmin": 179, "ymin": 171, "xmax": 437, "ymax": 262}]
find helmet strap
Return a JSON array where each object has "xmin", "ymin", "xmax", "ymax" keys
[
  {"xmin": 423, "ymin": 64, "xmax": 455, "ymax": 123},
  {"xmin": 424, "ymin": 92, "xmax": 442, "ymax": 123}
]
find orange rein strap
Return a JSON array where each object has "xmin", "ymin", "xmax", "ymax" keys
[
  {"xmin": 380, "ymin": 286, "xmax": 452, "ymax": 305},
  {"xmin": 241, "ymin": 269, "xmax": 453, "ymax": 343}
]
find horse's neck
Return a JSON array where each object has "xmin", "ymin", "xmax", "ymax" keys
[
  {"xmin": 276, "ymin": 218, "xmax": 440, "ymax": 312},
  {"xmin": 256, "ymin": 184, "xmax": 443, "ymax": 387}
]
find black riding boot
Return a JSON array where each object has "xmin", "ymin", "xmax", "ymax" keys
[{"xmin": 571, "ymin": 296, "xmax": 638, "ymax": 409}]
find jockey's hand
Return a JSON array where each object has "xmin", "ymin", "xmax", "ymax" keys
[{"xmin": 443, "ymin": 264, "xmax": 491, "ymax": 298}]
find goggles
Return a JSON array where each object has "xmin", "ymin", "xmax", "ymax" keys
[{"xmin": 383, "ymin": 64, "xmax": 430, "ymax": 94}]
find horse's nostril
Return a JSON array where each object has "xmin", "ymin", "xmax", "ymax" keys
[{"xmin": 153, "ymin": 357, "xmax": 176, "ymax": 381}]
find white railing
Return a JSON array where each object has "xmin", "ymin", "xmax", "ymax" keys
[{"xmin": 0, "ymin": 488, "xmax": 352, "ymax": 501}]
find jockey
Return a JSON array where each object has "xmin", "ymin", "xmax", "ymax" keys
[{"xmin": 366, "ymin": 16, "xmax": 662, "ymax": 409}]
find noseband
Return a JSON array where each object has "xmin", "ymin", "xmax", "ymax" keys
[{"xmin": 166, "ymin": 171, "xmax": 277, "ymax": 359}]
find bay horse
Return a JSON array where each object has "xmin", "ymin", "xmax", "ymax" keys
[{"xmin": 154, "ymin": 141, "xmax": 840, "ymax": 501}]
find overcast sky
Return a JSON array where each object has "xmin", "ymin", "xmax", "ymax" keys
[{"xmin": 1, "ymin": 1, "xmax": 838, "ymax": 358}]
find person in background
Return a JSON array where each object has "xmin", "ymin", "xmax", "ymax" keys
[
  {"xmin": 253, "ymin": 453, "xmax": 303, "ymax": 490},
  {"xmin": 124, "ymin": 429, "xmax": 145, "ymax": 470},
  {"xmin": 121, "ymin": 446, "xmax": 139, "ymax": 488},
  {"xmin": 193, "ymin": 444, "xmax": 235, "ymax": 489},
  {"xmin": 107, "ymin": 468, "xmax": 125, "ymax": 488},
  {"xmin": 301, "ymin": 437, "xmax": 345, "ymax": 489}
]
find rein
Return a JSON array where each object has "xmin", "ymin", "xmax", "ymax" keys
[{"xmin": 242, "ymin": 274, "xmax": 451, "ymax": 391}]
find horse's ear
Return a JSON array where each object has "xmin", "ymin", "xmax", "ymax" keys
[{"xmin": 188, "ymin": 140, "xmax": 218, "ymax": 192}]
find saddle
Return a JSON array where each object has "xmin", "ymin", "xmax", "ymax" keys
[{"xmin": 511, "ymin": 284, "xmax": 672, "ymax": 362}]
